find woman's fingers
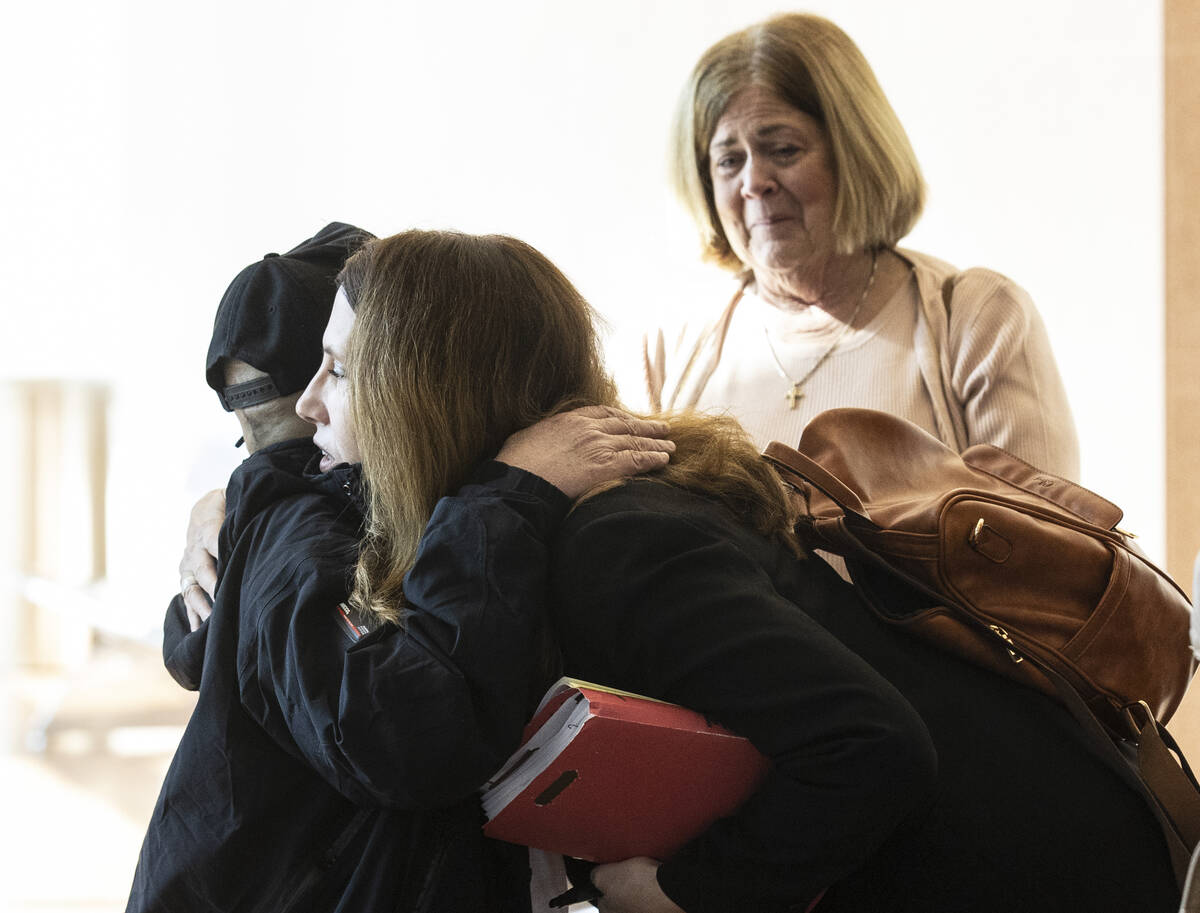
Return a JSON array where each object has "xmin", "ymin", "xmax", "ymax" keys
[
  {"xmin": 495, "ymin": 406, "xmax": 675, "ymax": 498},
  {"xmin": 569, "ymin": 405, "xmax": 675, "ymax": 450},
  {"xmin": 612, "ymin": 444, "xmax": 672, "ymax": 470},
  {"xmin": 182, "ymin": 584, "xmax": 213, "ymax": 632},
  {"xmin": 600, "ymin": 418, "xmax": 673, "ymax": 441},
  {"xmin": 577, "ymin": 404, "xmax": 672, "ymax": 438},
  {"xmin": 178, "ymin": 488, "xmax": 225, "ymax": 630},
  {"xmin": 611, "ymin": 432, "xmax": 676, "ymax": 453},
  {"xmin": 192, "ymin": 554, "xmax": 219, "ymax": 601}
]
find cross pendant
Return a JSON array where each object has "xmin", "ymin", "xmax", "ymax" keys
[{"xmin": 785, "ymin": 383, "xmax": 803, "ymax": 410}]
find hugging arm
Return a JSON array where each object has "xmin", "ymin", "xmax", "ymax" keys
[
  {"xmin": 551, "ymin": 497, "xmax": 937, "ymax": 913},
  {"xmin": 241, "ymin": 461, "xmax": 572, "ymax": 808},
  {"xmin": 165, "ymin": 404, "xmax": 674, "ymax": 685},
  {"xmin": 234, "ymin": 407, "xmax": 675, "ymax": 808}
]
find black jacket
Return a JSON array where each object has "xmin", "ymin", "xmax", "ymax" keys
[
  {"xmin": 551, "ymin": 480, "xmax": 938, "ymax": 913},
  {"xmin": 130, "ymin": 439, "xmax": 568, "ymax": 912},
  {"xmin": 551, "ymin": 480, "xmax": 1177, "ymax": 913}
]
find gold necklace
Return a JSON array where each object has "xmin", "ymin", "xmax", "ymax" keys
[{"xmin": 762, "ymin": 249, "xmax": 878, "ymax": 410}]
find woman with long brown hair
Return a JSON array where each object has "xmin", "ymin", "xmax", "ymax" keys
[
  {"xmin": 130, "ymin": 234, "xmax": 677, "ymax": 912},
  {"xmin": 326, "ymin": 228, "xmax": 1177, "ymax": 913},
  {"xmin": 330, "ymin": 229, "xmax": 935, "ymax": 912}
]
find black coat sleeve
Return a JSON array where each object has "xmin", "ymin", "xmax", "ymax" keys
[
  {"xmin": 237, "ymin": 462, "xmax": 570, "ymax": 809},
  {"xmin": 163, "ymin": 593, "xmax": 207, "ymax": 691},
  {"xmin": 550, "ymin": 494, "xmax": 937, "ymax": 913}
]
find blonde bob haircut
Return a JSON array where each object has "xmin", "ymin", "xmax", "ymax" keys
[
  {"xmin": 339, "ymin": 230, "xmax": 800, "ymax": 623},
  {"xmin": 671, "ymin": 12, "xmax": 925, "ymax": 271}
]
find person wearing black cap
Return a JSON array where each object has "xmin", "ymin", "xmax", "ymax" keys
[
  {"xmin": 130, "ymin": 226, "xmax": 676, "ymax": 912},
  {"xmin": 172, "ymin": 222, "xmax": 376, "ymax": 633},
  {"xmin": 207, "ymin": 221, "xmax": 376, "ymax": 450}
]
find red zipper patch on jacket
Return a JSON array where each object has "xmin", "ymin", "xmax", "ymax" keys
[{"xmin": 335, "ymin": 602, "xmax": 369, "ymax": 642}]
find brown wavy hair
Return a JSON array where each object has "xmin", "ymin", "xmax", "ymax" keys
[
  {"xmin": 340, "ymin": 229, "xmax": 799, "ymax": 624},
  {"xmin": 671, "ymin": 12, "xmax": 925, "ymax": 270}
]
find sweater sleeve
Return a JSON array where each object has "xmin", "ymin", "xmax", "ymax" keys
[
  {"xmin": 947, "ymin": 269, "xmax": 1080, "ymax": 480},
  {"xmin": 238, "ymin": 462, "xmax": 570, "ymax": 809},
  {"xmin": 550, "ymin": 497, "xmax": 937, "ymax": 913}
]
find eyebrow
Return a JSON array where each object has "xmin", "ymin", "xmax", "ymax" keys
[{"xmin": 710, "ymin": 124, "xmax": 796, "ymax": 151}]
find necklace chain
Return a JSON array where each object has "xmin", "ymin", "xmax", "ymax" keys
[{"xmin": 762, "ymin": 249, "xmax": 879, "ymax": 410}]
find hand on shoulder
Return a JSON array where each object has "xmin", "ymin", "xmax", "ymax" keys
[{"xmin": 496, "ymin": 406, "xmax": 675, "ymax": 499}]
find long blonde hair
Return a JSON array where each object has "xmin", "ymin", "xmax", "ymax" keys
[
  {"xmin": 671, "ymin": 12, "xmax": 925, "ymax": 269},
  {"xmin": 341, "ymin": 230, "xmax": 798, "ymax": 623}
]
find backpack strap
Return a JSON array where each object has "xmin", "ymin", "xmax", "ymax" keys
[
  {"xmin": 762, "ymin": 441, "xmax": 870, "ymax": 520},
  {"xmin": 1028, "ymin": 657, "xmax": 1200, "ymax": 889}
]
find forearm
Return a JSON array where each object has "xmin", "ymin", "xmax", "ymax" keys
[
  {"xmin": 650, "ymin": 632, "xmax": 935, "ymax": 913},
  {"xmin": 399, "ymin": 460, "xmax": 571, "ymax": 754},
  {"xmin": 252, "ymin": 461, "xmax": 570, "ymax": 808},
  {"xmin": 552, "ymin": 499, "xmax": 936, "ymax": 910}
]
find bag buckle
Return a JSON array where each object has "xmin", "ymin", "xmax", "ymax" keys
[
  {"xmin": 1122, "ymin": 699, "xmax": 1155, "ymax": 740},
  {"xmin": 987, "ymin": 624, "xmax": 1023, "ymax": 664},
  {"xmin": 969, "ymin": 518, "xmax": 1013, "ymax": 563},
  {"xmin": 969, "ymin": 518, "xmax": 986, "ymax": 545}
]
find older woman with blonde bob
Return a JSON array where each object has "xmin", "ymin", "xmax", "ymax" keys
[
  {"xmin": 646, "ymin": 12, "xmax": 1079, "ymax": 479},
  {"xmin": 326, "ymin": 230, "xmax": 1174, "ymax": 913}
]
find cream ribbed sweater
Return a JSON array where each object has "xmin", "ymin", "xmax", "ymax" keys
[{"xmin": 642, "ymin": 248, "xmax": 1080, "ymax": 480}]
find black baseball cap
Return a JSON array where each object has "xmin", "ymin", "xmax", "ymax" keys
[{"xmin": 206, "ymin": 221, "xmax": 376, "ymax": 411}]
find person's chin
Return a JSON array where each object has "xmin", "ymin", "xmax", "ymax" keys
[{"xmin": 749, "ymin": 241, "xmax": 815, "ymax": 274}]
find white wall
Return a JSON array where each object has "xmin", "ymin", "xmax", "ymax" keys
[{"xmin": 2, "ymin": 0, "xmax": 1163, "ymax": 634}]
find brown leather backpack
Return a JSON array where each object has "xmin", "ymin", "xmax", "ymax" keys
[
  {"xmin": 763, "ymin": 407, "xmax": 1200, "ymax": 884},
  {"xmin": 768, "ymin": 405, "xmax": 1200, "ymax": 883},
  {"xmin": 763, "ymin": 407, "xmax": 1194, "ymax": 730}
]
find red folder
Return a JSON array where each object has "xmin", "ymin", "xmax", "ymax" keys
[{"xmin": 480, "ymin": 678, "xmax": 771, "ymax": 863}]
